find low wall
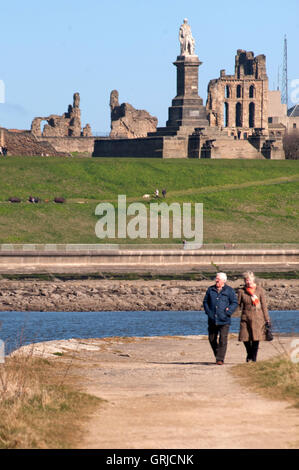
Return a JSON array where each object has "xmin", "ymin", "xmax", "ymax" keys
[
  {"xmin": 93, "ymin": 137, "xmax": 164, "ymax": 158},
  {"xmin": 163, "ymin": 136, "xmax": 189, "ymax": 158},
  {"xmin": 36, "ymin": 136, "xmax": 97, "ymax": 155},
  {"xmin": 0, "ymin": 249, "xmax": 298, "ymax": 274}
]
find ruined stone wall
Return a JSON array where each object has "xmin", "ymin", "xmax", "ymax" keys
[
  {"xmin": 35, "ymin": 136, "xmax": 96, "ymax": 155},
  {"xmin": 206, "ymin": 50, "xmax": 269, "ymax": 138},
  {"xmin": 31, "ymin": 92, "xmax": 91, "ymax": 138},
  {"xmin": 109, "ymin": 90, "xmax": 158, "ymax": 139},
  {"xmin": 0, "ymin": 128, "xmax": 69, "ymax": 156}
]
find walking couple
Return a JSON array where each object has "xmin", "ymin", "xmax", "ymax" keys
[{"xmin": 203, "ymin": 271, "xmax": 271, "ymax": 365}]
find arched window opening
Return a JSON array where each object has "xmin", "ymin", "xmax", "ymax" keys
[
  {"xmin": 249, "ymin": 102, "xmax": 255, "ymax": 128},
  {"xmin": 236, "ymin": 102, "xmax": 242, "ymax": 127},
  {"xmin": 249, "ymin": 85, "xmax": 255, "ymax": 98},
  {"xmin": 223, "ymin": 102, "xmax": 229, "ymax": 127},
  {"xmin": 225, "ymin": 85, "xmax": 230, "ymax": 98},
  {"xmin": 236, "ymin": 85, "xmax": 242, "ymax": 98}
]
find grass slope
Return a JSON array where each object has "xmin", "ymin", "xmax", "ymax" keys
[{"xmin": 0, "ymin": 156, "xmax": 298, "ymax": 244}]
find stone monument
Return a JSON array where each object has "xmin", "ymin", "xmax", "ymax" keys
[
  {"xmin": 179, "ymin": 18, "xmax": 195, "ymax": 56},
  {"xmin": 151, "ymin": 18, "xmax": 208, "ymax": 136}
]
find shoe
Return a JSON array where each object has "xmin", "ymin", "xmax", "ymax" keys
[{"xmin": 216, "ymin": 360, "xmax": 224, "ymax": 365}]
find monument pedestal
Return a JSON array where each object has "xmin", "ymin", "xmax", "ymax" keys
[
  {"xmin": 150, "ymin": 54, "xmax": 208, "ymax": 137},
  {"xmin": 167, "ymin": 55, "xmax": 208, "ymax": 127}
]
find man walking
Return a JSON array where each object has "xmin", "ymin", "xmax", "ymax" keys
[{"xmin": 203, "ymin": 273, "xmax": 238, "ymax": 365}]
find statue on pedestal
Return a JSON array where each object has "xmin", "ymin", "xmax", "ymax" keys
[{"xmin": 179, "ymin": 18, "xmax": 195, "ymax": 56}]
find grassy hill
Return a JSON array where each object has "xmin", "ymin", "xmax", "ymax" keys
[{"xmin": 0, "ymin": 156, "xmax": 298, "ymax": 245}]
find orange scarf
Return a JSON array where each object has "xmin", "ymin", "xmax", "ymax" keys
[{"xmin": 246, "ymin": 286, "xmax": 260, "ymax": 306}]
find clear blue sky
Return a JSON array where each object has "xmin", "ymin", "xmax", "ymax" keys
[{"xmin": 0, "ymin": 0, "xmax": 298, "ymax": 133}]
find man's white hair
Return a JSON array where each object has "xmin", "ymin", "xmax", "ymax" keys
[{"xmin": 216, "ymin": 272, "xmax": 227, "ymax": 282}]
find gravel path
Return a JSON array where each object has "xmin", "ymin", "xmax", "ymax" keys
[{"xmin": 17, "ymin": 334, "xmax": 299, "ymax": 449}]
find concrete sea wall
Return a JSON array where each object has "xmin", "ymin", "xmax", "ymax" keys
[{"xmin": 0, "ymin": 247, "xmax": 298, "ymax": 274}]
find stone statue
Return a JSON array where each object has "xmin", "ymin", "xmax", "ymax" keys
[{"xmin": 179, "ymin": 18, "xmax": 195, "ymax": 56}]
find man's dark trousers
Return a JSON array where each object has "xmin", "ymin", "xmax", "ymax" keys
[{"xmin": 208, "ymin": 322, "xmax": 230, "ymax": 363}]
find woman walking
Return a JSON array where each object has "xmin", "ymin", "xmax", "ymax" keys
[{"xmin": 238, "ymin": 271, "xmax": 271, "ymax": 362}]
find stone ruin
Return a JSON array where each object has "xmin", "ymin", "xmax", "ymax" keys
[
  {"xmin": 109, "ymin": 90, "xmax": 158, "ymax": 139},
  {"xmin": 206, "ymin": 50, "xmax": 269, "ymax": 137},
  {"xmin": 31, "ymin": 92, "xmax": 92, "ymax": 138},
  {"xmin": 93, "ymin": 19, "xmax": 285, "ymax": 159},
  {"xmin": 0, "ymin": 127, "xmax": 69, "ymax": 156}
]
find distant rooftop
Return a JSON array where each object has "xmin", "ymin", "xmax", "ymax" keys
[{"xmin": 288, "ymin": 104, "xmax": 299, "ymax": 117}]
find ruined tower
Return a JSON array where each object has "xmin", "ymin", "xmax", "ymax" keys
[{"xmin": 206, "ymin": 50, "xmax": 269, "ymax": 138}]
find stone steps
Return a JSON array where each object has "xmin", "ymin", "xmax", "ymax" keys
[{"xmin": 211, "ymin": 138, "xmax": 264, "ymax": 159}]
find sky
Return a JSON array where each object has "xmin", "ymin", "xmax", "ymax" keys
[{"xmin": 0, "ymin": 0, "xmax": 298, "ymax": 134}]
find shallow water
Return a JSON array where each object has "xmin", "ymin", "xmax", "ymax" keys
[{"xmin": 0, "ymin": 310, "xmax": 298, "ymax": 354}]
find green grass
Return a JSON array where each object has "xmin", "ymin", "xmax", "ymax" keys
[
  {"xmin": 0, "ymin": 156, "xmax": 299, "ymax": 244},
  {"xmin": 0, "ymin": 271, "xmax": 298, "ymax": 281},
  {"xmin": 231, "ymin": 355, "xmax": 299, "ymax": 409}
]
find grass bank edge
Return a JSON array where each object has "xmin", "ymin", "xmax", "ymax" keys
[
  {"xmin": 0, "ymin": 353, "xmax": 103, "ymax": 449},
  {"xmin": 231, "ymin": 353, "xmax": 299, "ymax": 409},
  {"xmin": 0, "ymin": 271, "xmax": 299, "ymax": 281}
]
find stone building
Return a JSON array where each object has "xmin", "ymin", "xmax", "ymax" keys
[
  {"xmin": 206, "ymin": 50, "xmax": 269, "ymax": 139},
  {"xmin": 287, "ymin": 104, "xmax": 299, "ymax": 130},
  {"xmin": 267, "ymin": 91, "xmax": 299, "ymax": 138}
]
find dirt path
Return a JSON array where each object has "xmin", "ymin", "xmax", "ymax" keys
[
  {"xmin": 64, "ymin": 174, "xmax": 299, "ymax": 203},
  {"xmin": 18, "ymin": 334, "xmax": 299, "ymax": 449},
  {"xmin": 50, "ymin": 334, "xmax": 298, "ymax": 449}
]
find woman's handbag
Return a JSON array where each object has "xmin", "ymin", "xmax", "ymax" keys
[{"xmin": 265, "ymin": 322, "xmax": 274, "ymax": 341}]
